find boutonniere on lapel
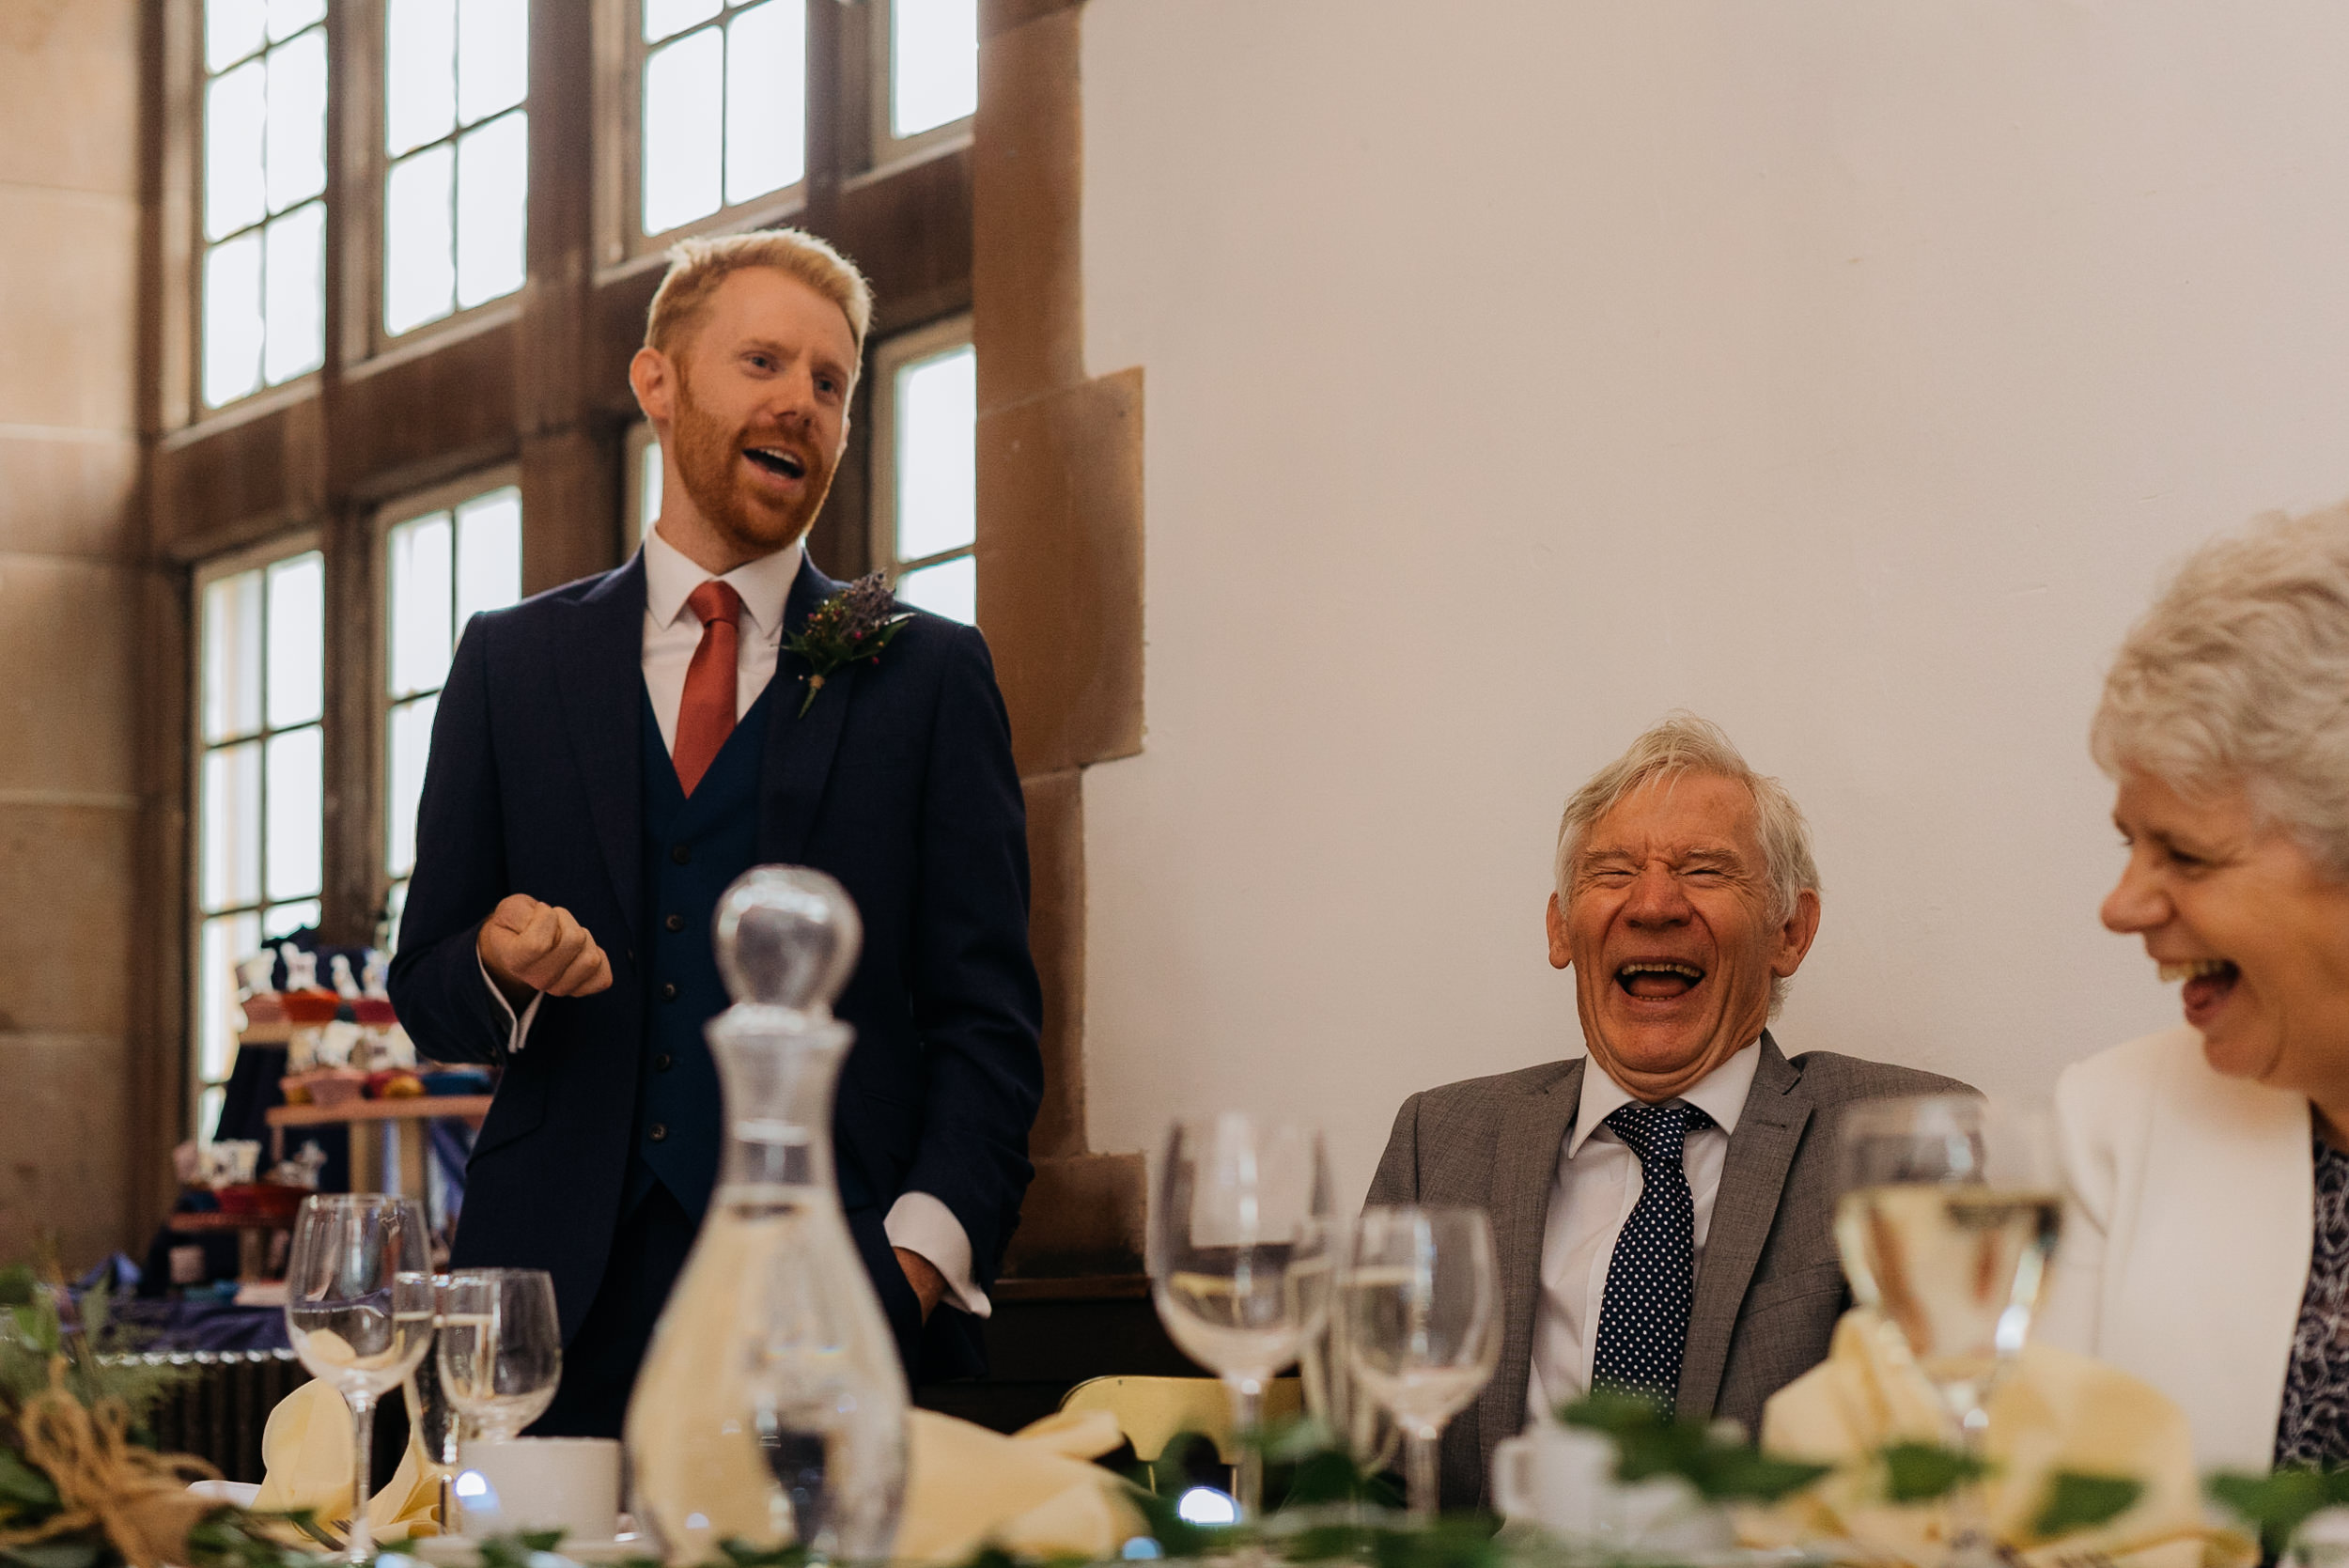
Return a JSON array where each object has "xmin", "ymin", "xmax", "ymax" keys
[{"xmin": 784, "ymin": 573, "xmax": 914, "ymax": 717}]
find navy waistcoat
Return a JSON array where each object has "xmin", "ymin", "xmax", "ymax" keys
[{"xmin": 626, "ymin": 681, "xmax": 773, "ymax": 1219}]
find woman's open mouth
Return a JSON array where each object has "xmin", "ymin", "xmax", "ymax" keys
[
  {"xmin": 1616, "ymin": 960, "xmax": 1704, "ymax": 1001},
  {"xmin": 2160, "ymin": 956, "xmax": 2240, "ymax": 1021}
]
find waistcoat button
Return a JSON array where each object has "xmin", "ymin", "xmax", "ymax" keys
[
  {"xmin": 647, "ymin": 1123, "xmax": 669, "ymax": 1143},
  {"xmin": 664, "ymin": 913, "xmax": 684, "ymax": 933},
  {"xmin": 671, "ymin": 844, "xmax": 691, "ymax": 864},
  {"xmin": 661, "ymin": 981, "xmax": 678, "ymax": 1001},
  {"xmin": 653, "ymin": 1053, "xmax": 674, "ymax": 1072}
]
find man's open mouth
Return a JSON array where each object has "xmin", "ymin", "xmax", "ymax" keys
[
  {"xmin": 1615, "ymin": 960, "xmax": 1705, "ymax": 1000},
  {"xmin": 2159, "ymin": 955, "xmax": 2240, "ymax": 1011},
  {"xmin": 743, "ymin": 445, "xmax": 807, "ymax": 480}
]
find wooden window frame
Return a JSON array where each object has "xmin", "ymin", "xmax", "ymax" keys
[
  {"xmin": 596, "ymin": 0, "xmax": 816, "ymax": 269},
  {"xmin": 187, "ymin": 7, "xmax": 335, "ymax": 420},
  {"xmin": 867, "ymin": 311, "xmax": 974, "ymax": 595},
  {"xmin": 865, "ymin": 0, "xmax": 972, "ymax": 177},
  {"xmin": 188, "ymin": 526, "xmax": 328, "ymax": 1139},
  {"xmin": 623, "ymin": 419, "xmax": 660, "ymax": 553},
  {"xmin": 150, "ymin": 0, "xmax": 974, "ymax": 1149},
  {"xmin": 354, "ymin": 0, "xmax": 536, "ymax": 360},
  {"xmin": 373, "ymin": 465, "xmax": 524, "ymax": 944}
]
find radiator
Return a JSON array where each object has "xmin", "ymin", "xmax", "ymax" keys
[{"xmin": 129, "ymin": 1350, "xmax": 312, "ymax": 1483}]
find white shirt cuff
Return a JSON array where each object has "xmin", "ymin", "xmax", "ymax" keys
[
  {"xmin": 883, "ymin": 1190, "xmax": 991, "ymax": 1318},
  {"xmin": 476, "ymin": 952, "xmax": 545, "ymax": 1054}
]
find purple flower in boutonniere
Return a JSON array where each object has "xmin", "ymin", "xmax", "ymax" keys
[{"xmin": 784, "ymin": 573, "xmax": 914, "ymax": 717}]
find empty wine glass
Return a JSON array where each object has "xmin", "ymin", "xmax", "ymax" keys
[
  {"xmin": 437, "ymin": 1268, "xmax": 564, "ymax": 1442},
  {"xmin": 1341, "ymin": 1205, "xmax": 1501, "ymax": 1521},
  {"xmin": 1835, "ymin": 1096, "xmax": 2060, "ymax": 1568},
  {"xmin": 285, "ymin": 1195, "xmax": 435, "ymax": 1563},
  {"xmin": 1149, "ymin": 1115, "xmax": 1334, "ymax": 1519}
]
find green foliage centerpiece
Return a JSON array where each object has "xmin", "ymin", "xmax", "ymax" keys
[{"xmin": 0, "ymin": 1259, "xmax": 226, "ymax": 1568}]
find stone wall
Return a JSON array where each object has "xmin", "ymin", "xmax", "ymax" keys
[{"xmin": 0, "ymin": 0, "xmax": 155, "ymax": 1270}]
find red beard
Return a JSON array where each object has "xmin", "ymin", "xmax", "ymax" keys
[{"xmin": 670, "ymin": 367, "xmax": 837, "ymax": 556}]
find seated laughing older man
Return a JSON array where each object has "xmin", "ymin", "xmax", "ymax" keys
[{"xmin": 1367, "ymin": 713, "xmax": 1968, "ymax": 1508}]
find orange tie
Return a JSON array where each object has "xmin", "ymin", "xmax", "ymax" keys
[{"xmin": 672, "ymin": 580, "xmax": 743, "ymax": 797}]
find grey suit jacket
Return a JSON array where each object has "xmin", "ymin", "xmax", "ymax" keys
[{"xmin": 1364, "ymin": 1032, "xmax": 1969, "ymax": 1508}]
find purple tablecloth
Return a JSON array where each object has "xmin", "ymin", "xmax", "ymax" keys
[{"xmin": 113, "ymin": 1295, "xmax": 290, "ymax": 1353}]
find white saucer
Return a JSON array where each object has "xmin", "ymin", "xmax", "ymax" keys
[{"xmin": 408, "ymin": 1532, "xmax": 646, "ymax": 1565}]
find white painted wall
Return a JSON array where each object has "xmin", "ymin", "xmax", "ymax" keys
[{"xmin": 1075, "ymin": 0, "xmax": 2349, "ymax": 1207}]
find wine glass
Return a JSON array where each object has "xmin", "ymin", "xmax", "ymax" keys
[
  {"xmin": 1835, "ymin": 1096, "xmax": 2060, "ymax": 1567},
  {"xmin": 285, "ymin": 1195, "xmax": 435, "ymax": 1563},
  {"xmin": 1340, "ymin": 1205, "xmax": 1501, "ymax": 1521},
  {"xmin": 404, "ymin": 1276, "xmax": 461, "ymax": 1529},
  {"xmin": 437, "ymin": 1268, "xmax": 564, "ymax": 1442},
  {"xmin": 1149, "ymin": 1115, "xmax": 1334, "ymax": 1519}
]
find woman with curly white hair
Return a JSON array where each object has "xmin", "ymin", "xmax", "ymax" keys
[{"xmin": 2038, "ymin": 504, "xmax": 2349, "ymax": 1469}]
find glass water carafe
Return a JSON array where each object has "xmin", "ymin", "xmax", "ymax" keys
[{"xmin": 625, "ymin": 868, "xmax": 910, "ymax": 1564}]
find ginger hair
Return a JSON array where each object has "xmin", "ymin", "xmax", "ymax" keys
[{"xmin": 643, "ymin": 228, "xmax": 874, "ymax": 372}]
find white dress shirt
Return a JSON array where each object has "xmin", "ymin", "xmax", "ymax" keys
[
  {"xmin": 479, "ymin": 524, "xmax": 989, "ymax": 1316},
  {"xmin": 1526, "ymin": 1039, "xmax": 1762, "ymax": 1417}
]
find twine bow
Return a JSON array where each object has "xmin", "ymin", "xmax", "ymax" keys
[{"xmin": 0, "ymin": 1358, "xmax": 222, "ymax": 1568}]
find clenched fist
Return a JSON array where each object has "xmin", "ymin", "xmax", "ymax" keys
[{"xmin": 477, "ymin": 893, "xmax": 613, "ymax": 1007}]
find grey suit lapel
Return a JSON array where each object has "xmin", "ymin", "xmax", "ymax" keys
[
  {"xmin": 1677, "ymin": 1032, "xmax": 1811, "ymax": 1419},
  {"xmin": 1472, "ymin": 1057, "xmax": 1583, "ymax": 1483}
]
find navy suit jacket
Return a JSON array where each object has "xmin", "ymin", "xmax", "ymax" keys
[{"xmin": 386, "ymin": 551, "xmax": 1044, "ymax": 1375}]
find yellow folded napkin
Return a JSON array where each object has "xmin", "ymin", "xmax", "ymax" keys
[
  {"xmin": 257, "ymin": 1365, "xmax": 1133, "ymax": 1560},
  {"xmin": 253, "ymin": 1349, "xmax": 439, "ymax": 1541},
  {"xmin": 1745, "ymin": 1310, "xmax": 2252, "ymax": 1568},
  {"xmin": 895, "ymin": 1407, "xmax": 1142, "ymax": 1566}
]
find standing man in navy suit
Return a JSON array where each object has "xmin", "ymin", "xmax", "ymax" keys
[{"xmin": 387, "ymin": 230, "xmax": 1043, "ymax": 1436}]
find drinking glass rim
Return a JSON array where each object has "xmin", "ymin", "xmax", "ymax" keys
[
  {"xmin": 1353, "ymin": 1203, "xmax": 1488, "ymax": 1226},
  {"xmin": 1348, "ymin": 1203, "xmax": 1495, "ymax": 1245},
  {"xmin": 1167, "ymin": 1111, "xmax": 1326, "ymax": 1138}
]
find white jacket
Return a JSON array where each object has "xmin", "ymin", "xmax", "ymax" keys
[{"xmin": 2035, "ymin": 1025, "xmax": 2313, "ymax": 1471}]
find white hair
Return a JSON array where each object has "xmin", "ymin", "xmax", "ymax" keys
[
  {"xmin": 1553, "ymin": 713, "xmax": 1821, "ymax": 1016},
  {"xmin": 2092, "ymin": 503, "xmax": 2349, "ymax": 880}
]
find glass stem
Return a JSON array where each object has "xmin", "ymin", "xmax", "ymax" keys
[
  {"xmin": 1943, "ymin": 1404, "xmax": 2000, "ymax": 1568},
  {"xmin": 1226, "ymin": 1375, "xmax": 1264, "ymax": 1520},
  {"xmin": 347, "ymin": 1389, "xmax": 375, "ymax": 1564},
  {"xmin": 1406, "ymin": 1428, "xmax": 1439, "ymax": 1522}
]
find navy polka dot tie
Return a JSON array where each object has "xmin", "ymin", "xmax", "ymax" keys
[{"xmin": 1591, "ymin": 1100, "xmax": 1713, "ymax": 1409}]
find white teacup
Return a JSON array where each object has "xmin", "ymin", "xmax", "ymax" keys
[
  {"xmin": 1490, "ymin": 1421, "xmax": 1733, "ymax": 1552},
  {"xmin": 456, "ymin": 1437, "xmax": 622, "ymax": 1542},
  {"xmin": 1491, "ymin": 1422, "xmax": 1614, "ymax": 1534}
]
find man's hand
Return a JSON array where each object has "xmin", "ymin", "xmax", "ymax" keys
[
  {"xmin": 477, "ymin": 894, "xmax": 612, "ymax": 1008},
  {"xmin": 894, "ymin": 1246, "xmax": 945, "ymax": 1324}
]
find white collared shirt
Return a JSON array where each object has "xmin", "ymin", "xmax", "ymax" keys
[
  {"xmin": 480, "ymin": 524, "xmax": 988, "ymax": 1316},
  {"xmin": 638, "ymin": 524, "xmax": 802, "ymax": 753},
  {"xmin": 1525, "ymin": 1039, "xmax": 1763, "ymax": 1418}
]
